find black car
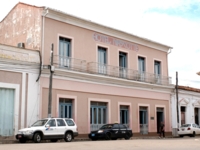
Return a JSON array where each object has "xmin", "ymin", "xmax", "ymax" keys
[{"xmin": 88, "ymin": 123, "xmax": 133, "ymax": 141}]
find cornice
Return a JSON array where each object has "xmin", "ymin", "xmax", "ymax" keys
[
  {"xmin": 42, "ymin": 68, "xmax": 174, "ymax": 94},
  {"xmin": 44, "ymin": 8, "xmax": 172, "ymax": 53}
]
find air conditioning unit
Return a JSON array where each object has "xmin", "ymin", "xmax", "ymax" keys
[{"xmin": 17, "ymin": 43, "xmax": 25, "ymax": 48}]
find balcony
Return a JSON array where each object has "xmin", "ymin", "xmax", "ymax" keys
[
  {"xmin": 53, "ymin": 56, "xmax": 172, "ymax": 86},
  {"xmin": 53, "ymin": 55, "xmax": 87, "ymax": 72}
]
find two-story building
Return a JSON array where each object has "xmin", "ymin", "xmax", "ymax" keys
[{"xmin": 0, "ymin": 2, "xmax": 174, "ymax": 137}]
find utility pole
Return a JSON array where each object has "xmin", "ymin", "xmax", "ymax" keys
[
  {"xmin": 48, "ymin": 44, "xmax": 54, "ymax": 118},
  {"xmin": 176, "ymin": 71, "xmax": 179, "ymax": 128}
]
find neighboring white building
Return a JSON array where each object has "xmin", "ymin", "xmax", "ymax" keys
[
  {"xmin": 0, "ymin": 44, "xmax": 40, "ymax": 136},
  {"xmin": 171, "ymin": 86, "xmax": 200, "ymax": 136}
]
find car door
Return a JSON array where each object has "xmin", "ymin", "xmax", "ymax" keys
[
  {"xmin": 43, "ymin": 119, "xmax": 57, "ymax": 137},
  {"xmin": 56, "ymin": 119, "xmax": 67, "ymax": 137},
  {"xmin": 111, "ymin": 124, "xmax": 120, "ymax": 138},
  {"xmin": 195, "ymin": 124, "xmax": 200, "ymax": 134},
  {"xmin": 119, "ymin": 124, "xmax": 127, "ymax": 137}
]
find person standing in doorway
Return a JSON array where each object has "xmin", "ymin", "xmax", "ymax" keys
[{"xmin": 159, "ymin": 122, "xmax": 165, "ymax": 138}]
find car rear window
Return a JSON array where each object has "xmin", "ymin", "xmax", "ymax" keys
[
  {"xmin": 65, "ymin": 119, "xmax": 75, "ymax": 126},
  {"xmin": 181, "ymin": 124, "xmax": 191, "ymax": 127},
  {"xmin": 100, "ymin": 124, "xmax": 113, "ymax": 129}
]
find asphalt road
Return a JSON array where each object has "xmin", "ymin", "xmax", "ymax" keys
[{"xmin": 0, "ymin": 137, "xmax": 200, "ymax": 150}]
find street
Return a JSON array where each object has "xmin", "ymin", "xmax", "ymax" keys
[{"xmin": 0, "ymin": 137, "xmax": 200, "ymax": 150}]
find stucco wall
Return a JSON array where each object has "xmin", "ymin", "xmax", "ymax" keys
[
  {"xmin": 41, "ymin": 76, "xmax": 171, "ymax": 134},
  {"xmin": 43, "ymin": 18, "xmax": 168, "ymax": 76},
  {"xmin": 0, "ymin": 3, "xmax": 43, "ymax": 50}
]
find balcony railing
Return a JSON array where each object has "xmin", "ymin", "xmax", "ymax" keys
[
  {"xmin": 52, "ymin": 56, "xmax": 172, "ymax": 86},
  {"xmin": 53, "ymin": 55, "xmax": 87, "ymax": 72},
  {"xmin": 88, "ymin": 62, "xmax": 172, "ymax": 85}
]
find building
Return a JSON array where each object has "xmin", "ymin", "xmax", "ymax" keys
[
  {"xmin": 0, "ymin": 44, "xmax": 40, "ymax": 136},
  {"xmin": 171, "ymin": 86, "xmax": 200, "ymax": 135},
  {"xmin": 0, "ymin": 2, "xmax": 174, "ymax": 137}
]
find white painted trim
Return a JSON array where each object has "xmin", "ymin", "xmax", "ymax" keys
[
  {"xmin": 56, "ymin": 94, "xmax": 77, "ymax": 122},
  {"xmin": 57, "ymin": 34, "xmax": 75, "ymax": 58},
  {"xmin": 96, "ymin": 43, "xmax": 110, "ymax": 65},
  {"xmin": 138, "ymin": 104, "xmax": 150, "ymax": 133},
  {"xmin": 0, "ymin": 82, "xmax": 20, "ymax": 134},
  {"xmin": 154, "ymin": 105, "xmax": 167, "ymax": 132},
  {"xmin": 88, "ymin": 98, "xmax": 111, "ymax": 133},
  {"xmin": 118, "ymin": 102, "xmax": 132, "ymax": 129},
  {"xmin": 21, "ymin": 73, "xmax": 26, "ymax": 128}
]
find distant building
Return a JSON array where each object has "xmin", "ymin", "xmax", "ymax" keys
[
  {"xmin": 171, "ymin": 86, "xmax": 200, "ymax": 135},
  {"xmin": 0, "ymin": 2, "xmax": 174, "ymax": 137}
]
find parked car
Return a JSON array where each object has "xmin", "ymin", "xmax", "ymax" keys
[
  {"xmin": 177, "ymin": 123, "xmax": 200, "ymax": 137},
  {"xmin": 88, "ymin": 123, "xmax": 133, "ymax": 141},
  {"xmin": 16, "ymin": 118, "xmax": 78, "ymax": 143}
]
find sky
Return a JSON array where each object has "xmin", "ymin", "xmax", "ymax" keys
[{"xmin": 1, "ymin": 0, "xmax": 200, "ymax": 88}]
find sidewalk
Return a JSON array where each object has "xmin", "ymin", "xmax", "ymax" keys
[{"xmin": 0, "ymin": 135, "xmax": 176, "ymax": 144}]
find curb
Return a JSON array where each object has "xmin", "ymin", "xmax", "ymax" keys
[{"xmin": 0, "ymin": 136, "xmax": 177, "ymax": 144}]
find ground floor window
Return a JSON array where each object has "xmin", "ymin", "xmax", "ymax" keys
[
  {"xmin": 120, "ymin": 105, "xmax": 129, "ymax": 127},
  {"xmin": 194, "ymin": 108, "xmax": 200, "ymax": 125},
  {"xmin": 90, "ymin": 102, "xmax": 107, "ymax": 131},
  {"xmin": 59, "ymin": 98, "xmax": 72, "ymax": 118}
]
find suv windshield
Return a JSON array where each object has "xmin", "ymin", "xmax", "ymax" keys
[
  {"xmin": 100, "ymin": 124, "xmax": 113, "ymax": 129},
  {"xmin": 181, "ymin": 124, "xmax": 191, "ymax": 127},
  {"xmin": 31, "ymin": 119, "xmax": 48, "ymax": 127}
]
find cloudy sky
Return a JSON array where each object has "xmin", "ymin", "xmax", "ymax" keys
[{"xmin": 1, "ymin": 0, "xmax": 200, "ymax": 88}]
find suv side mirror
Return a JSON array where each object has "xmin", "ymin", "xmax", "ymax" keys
[{"xmin": 45, "ymin": 124, "xmax": 50, "ymax": 128}]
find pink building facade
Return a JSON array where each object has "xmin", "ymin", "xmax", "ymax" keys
[{"xmin": 0, "ymin": 3, "xmax": 174, "ymax": 137}]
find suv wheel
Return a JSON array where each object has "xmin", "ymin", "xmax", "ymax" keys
[
  {"xmin": 124, "ymin": 133, "xmax": 130, "ymax": 140},
  {"xmin": 64, "ymin": 132, "xmax": 72, "ymax": 142},
  {"xmin": 105, "ymin": 133, "xmax": 111, "ymax": 140},
  {"xmin": 33, "ymin": 133, "xmax": 42, "ymax": 143}
]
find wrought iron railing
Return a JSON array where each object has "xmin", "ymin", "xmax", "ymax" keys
[
  {"xmin": 53, "ymin": 55, "xmax": 87, "ymax": 72},
  {"xmin": 52, "ymin": 56, "xmax": 172, "ymax": 86},
  {"xmin": 87, "ymin": 62, "xmax": 172, "ymax": 85}
]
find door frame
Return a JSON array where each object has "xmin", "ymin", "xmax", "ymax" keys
[{"xmin": 0, "ymin": 82, "xmax": 20, "ymax": 135}]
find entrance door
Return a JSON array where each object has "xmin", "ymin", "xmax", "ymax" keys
[
  {"xmin": 59, "ymin": 98, "xmax": 72, "ymax": 118},
  {"xmin": 90, "ymin": 102, "xmax": 107, "ymax": 131},
  {"xmin": 0, "ymin": 88, "xmax": 14, "ymax": 136},
  {"xmin": 120, "ymin": 106, "xmax": 129, "ymax": 127},
  {"xmin": 181, "ymin": 106, "xmax": 186, "ymax": 125},
  {"xmin": 139, "ymin": 107, "xmax": 148, "ymax": 134},
  {"xmin": 156, "ymin": 108, "xmax": 164, "ymax": 133},
  {"xmin": 194, "ymin": 108, "xmax": 199, "ymax": 125}
]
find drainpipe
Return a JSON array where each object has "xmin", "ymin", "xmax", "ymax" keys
[
  {"xmin": 42, "ymin": 8, "xmax": 49, "ymax": 66},
  {"xmin": 167, "ymin": 48, "xmax": 172, "ymax": 83}
]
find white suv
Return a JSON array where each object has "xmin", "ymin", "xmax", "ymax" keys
[{"xmin": 15, "ymin": 118, "xmax": 78, "ymax": 143}]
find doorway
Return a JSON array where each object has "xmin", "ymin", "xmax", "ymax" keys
[
  {"xmin": 139, "ymin": 107, "xmax": 148, "ymax": 134},
  {"xmin": 181, "ymin": 106, "xmax": 186, "ymax": 125},
  {"xmin": 156, "ymin": 108, "xmax": 164, "ymax": 133}
]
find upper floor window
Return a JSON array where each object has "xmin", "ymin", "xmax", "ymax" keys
[
  {"xmin": 154, "ymin": 61, "xmax": 161, "ymax": 75},
  {"xmin": 59, "ymin": 37, "xmax": 71, "ymax": 57},
  {"xmin": 138, "ymin": 57, "xmax": 145, "ymax": 72},
  {"xmin": 98, "ymin": 47, "xmax": 107, "ymax": 74},
  {"xmin": 98, "ymin": 47, "xmax": 107, "ymax": 64},
  {"xmin": 59, "ymin": 37, "xmax": 71, "ymax": 67},
  {"xmin": 119, "ymin": 52, "xmax": 127, "ymax": 68}
]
